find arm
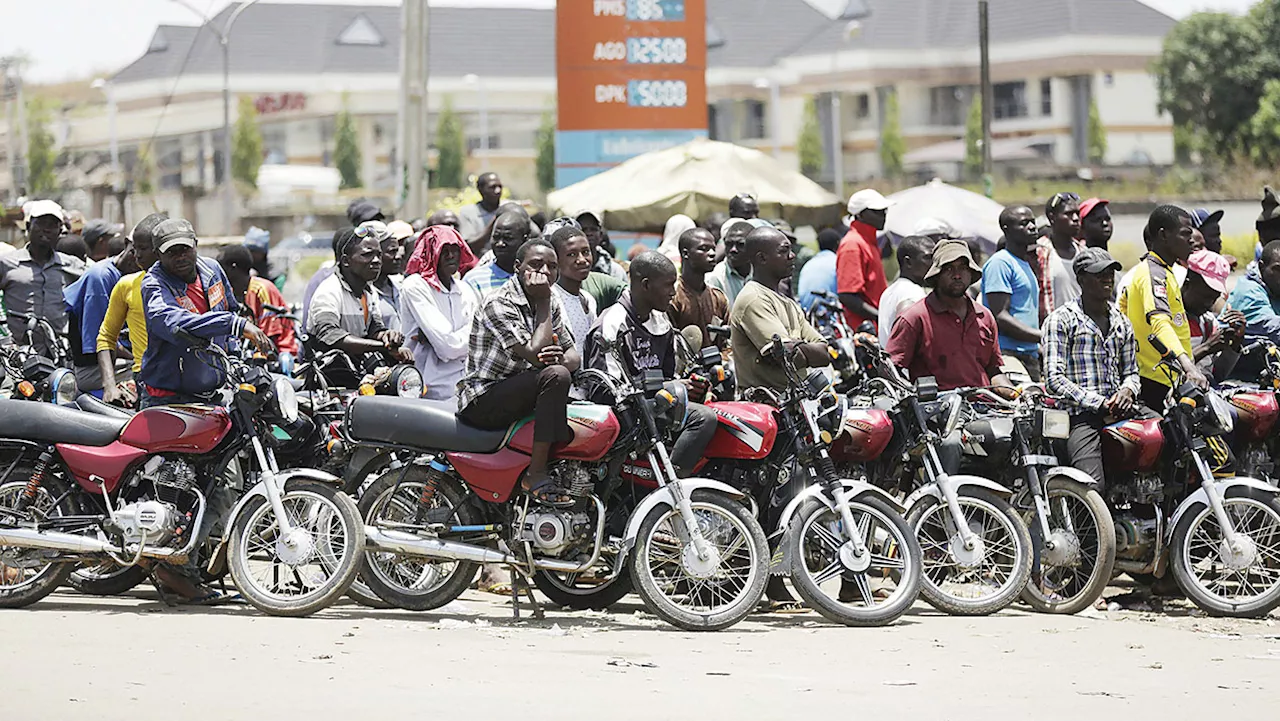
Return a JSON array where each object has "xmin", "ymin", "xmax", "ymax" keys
[
  {"xmin": 884, "ymin": 313, "xmax": 920, "ymax": 373},
  {"xmin": 836, "ymin": 244, "xmax": 877, "ymax": 318},
  {"xmin": 794, "ymin": 313, "xmax": 832, "ymax": 367},
  {"xmin": 401, "ymin": 280, "xmax": 471, "ymax": 362},
  {"xmin": 838, "ymin": 292, "xmax": 879, "ymax": 321},
  {"xmin": 985, "ymin": 292, "xmax": 1042, "ymax": 343},
  {"xmin": 142, "ymin": 277, "xmax": 245, "ymax": 347},
  {"xmin": 1041, "ymin": 313, "xmax": 1104, "ymax": 411}
]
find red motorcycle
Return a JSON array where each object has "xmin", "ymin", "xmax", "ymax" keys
[{"xmin": 0, "ymin": 332, "xmax": 364, "ymax": 616}]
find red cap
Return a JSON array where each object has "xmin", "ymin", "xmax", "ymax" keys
[{"xmin": 1079, "ymin": 197, "xmax": 1109, "ymax": 219}]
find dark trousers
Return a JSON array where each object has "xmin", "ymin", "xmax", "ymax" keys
[
  {"xmin": 459, "ymin": 366, "xmax": 573, "ymax": 444},
  {"xmin": 1067, "ymin": 413, "xmax": 1107, "ymax": 493},
  {"xmin": 138, "ymin": 385, "xmax": 215, "ymax": 410},
  {"xmin": 1140, "ymin": 377, "xmax": 1170, "ymax": 413},
  {"xmin": 670, "ymin": 401, "xmax": 717, "ymax": 477}
]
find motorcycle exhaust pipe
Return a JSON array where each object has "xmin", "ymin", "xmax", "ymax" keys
[
  {"xmin": 0, "ymin": 526, "xmax": 112, "ymax": 555},
  {"xmin": 365, "ymin": 526, "xmax": 517, "ymax": 565}
]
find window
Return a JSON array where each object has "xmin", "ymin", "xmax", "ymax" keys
[
  {"xmin": 742, "ymin": 99, "xmax": 766, "ymax": 140},
  {"xmin": 855, "ymin": 93, "xmax": 870, "ymax": 119},
  {"xmin": 336, "ymin": 14, "xmax": 384, "ymax": 46},
  {"xmin": 929, "ymin": 85, "xmax": 971, "ymax": 126},
  {"xmin": 261, "ymin": 123, "xmax": 287, "ymax": 165},
  {"xmin": 992, "ymin": 81, "xmax": 1028, "ymax": 120},
  {"xmin": 467, "ymin": 135, "xmax": 501, "ymax": 153},
  {"xmin": 1040, "ymin": 78, "xmax": 1052, "ymax": 116}
]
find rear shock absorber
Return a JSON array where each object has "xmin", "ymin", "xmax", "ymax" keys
[
  {"xmin": 411, "ymin": 458, "xmax": 450, "ymax": 525},
  {"xmin": 19, "ymin": 451, "xmax": 55, "ymax": 510}
]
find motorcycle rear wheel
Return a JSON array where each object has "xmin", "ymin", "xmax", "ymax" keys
[
  {"xmin": 0, "ymin": 475, "xmax": 78, "ymax": 608},
  {"xmin": 785, "ymin": 495, "xmax": 922, "ymax": 627},
  {"xmin": 1171, "ymin": 486, "xmax": 1280, "ymax": 617},
  {"xmin": 907, "ymin": 488, "xmax": 1033, "ymax": 616},
  {"xmin": 630, "ymin": 490, "xmax": 768, "ymax": 631},
  {"xmin": 68, "ymin": 563, "xmax": 148, "ymax": 596},
  {"xmin": 533, "ymin": 565, "xmax": 632, "ymax": 610},
  {"xmin": 1021, "ymin": 479, "xmax": 1116, "ymax": 615},
  {"xmin": 357, "ymin": 470, "xmax": 480, "ymax": 611},
  {"xmin": 227, "ymin": 480, "xmax": 363, "ymax": 617}
]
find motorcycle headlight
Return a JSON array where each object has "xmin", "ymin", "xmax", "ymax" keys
[
  {"xmin": 273, "ymin": 376, "xmax": 299, "ymax": 423},
  {"xmin": 1208, "ymin": 392, "xmax": 1234, "ymax": 434},
  {"xmin": 51, "ymin": 369, "xmax": 77, "ymax": 405},
  {"xmin": 391, "ymin": 365, "xmax": 423, "ymax": 398},
  {"xmin": 1037, "ymin": 408, "xmax": 1071, "ymax": 440}
]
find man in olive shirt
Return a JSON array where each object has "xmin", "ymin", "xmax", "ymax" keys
[{"xmin": 731, "ymin": 227, "xmax": 830, "ymax": 392}]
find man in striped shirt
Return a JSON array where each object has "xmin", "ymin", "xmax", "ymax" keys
[{"xmin": 463, "ymin": 211, "xmax": 525, "ymax": 298}]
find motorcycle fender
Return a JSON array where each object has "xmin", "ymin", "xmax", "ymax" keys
[
  {"xmin": 227, "ymin": 468, "xmax": 346, "ymax": 526},
  {"xmin": 1167, "ymin": 476, "xmax": 1280, "ymax": 536},
  {"xmin": 903, "ymin": 474, "xmax": 1013, "ymax": 510},
  {"xmin": 776, "ymin": 479, "xmax": 906, "ymax": 536},
  {"xmin": 619, "ymin": 478, "xmax": 747, "ymax": 562},
  {"xmin": 1043, "ymin": 466, "xmax": 1100, "ymax": 489},
  {"xmin": 344, "ymin": 446, "xmax": 393, "ymax": 495}
]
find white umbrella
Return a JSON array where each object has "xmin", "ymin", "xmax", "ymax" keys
[{"xmin": 884, "ymin": 178, "xmax": 1005, "ymax": 253}]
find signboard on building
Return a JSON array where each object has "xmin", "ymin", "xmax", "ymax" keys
[{"xmin": 555, "ymin": 0, "xmax": 708, "ymax": 188}]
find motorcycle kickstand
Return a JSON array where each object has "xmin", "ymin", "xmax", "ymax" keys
[
  {"xmin": 516, "ymin": 543, "xmax": 545, "ymax": 621},
  {"xmin": 145, "ymin": 569, "xmax": 180, "ymax": 608}
]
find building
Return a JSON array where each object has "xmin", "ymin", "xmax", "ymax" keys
[{"xmin": 0, "ymin": 0, "xmax": 1176, "ymax": 234}]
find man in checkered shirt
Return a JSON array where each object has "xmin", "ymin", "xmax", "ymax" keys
[{"xmin": 1041, "ymin": 247, "xmax": 1140, "ymax": 491}]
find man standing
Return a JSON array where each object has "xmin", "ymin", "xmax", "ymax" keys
[
  {"xmin": 877, "ymin": 235, "xmax": 936, "ymax": 347},
  {"xmin": 218, "ymin": 245, "xmax": 300, "ymax": 362},
  {"xmin": 887, "ymin": 239, "xmax": 1010, "ymax": 391},
  {"xmin": 463, "ymin": 211, "xmax": 526, "ymax": 299},
  {"xmin": 1118, "ymin": 205, "xmax": 1207, "ymax": 410},
  {"xmin": 707, "ymin": 218, "xmax": 761, "ymax": 309},
  {"xmin": 1079, "ymin": 198, "xmax": 1113, "ymax": 249},
  {"xmin": 670, "ymin": 227, "xmax": 729, "ymax": 349},
  {"xmin": 1041, "ymin": 248, "xmax": 1140, "ymax": 489},
  {"xmin": 0, "ymin": 200, "xmax": 86, "ymax": 356},
  {"xmin": 98, "ymin": 213, "xmax": 167, "ymax": 405},
  {"xmin": 797, "ymin": 228, "xmax": 841, "ymax": 312},
  {"xmin": 576, "ymin": 210, "xmax": 627, "ymax": 281},
  {"xmin": 836, "ymin": 189, "xmax": 892, "ymax": 330},
  {"xmin": 458, "ymin": 172, "xmax": 504, "ymax": 246},
  {"xmin": 139, "ymin": 219, "xmax": 271, "ymax": 408},
  {"xmin": 426, "ymin": 209, "xmax": 461, "ymax": 231},
  {"xmin": 983, "ymin": 206, "xmax": 1044, "ymax": 380},
  {"xmin": 64, "ymin": 224, "xmax": 142, "ymax": 396},
  {"xmin": 729, "ymin": 193, "xmax": 760, "ymax": 220},
  {"xmin": 1038, "ymin": 192, "xmax": 1083, "ymax": 319}
]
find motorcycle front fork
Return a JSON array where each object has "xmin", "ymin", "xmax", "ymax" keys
[
  {"xmin": 648, "ymin": 446, "xmax": 714, "ymax": 562},
  {"xmin": 250, "ymin": 436, "xmax": 296, "ymax": 537},
  {"xmin": 1190, "ymin": 452, "xmax": 1246, "ymax": 550},
  {"xmin": 923, "ymin": 444, "xmax": 979, "ymax": 550}
]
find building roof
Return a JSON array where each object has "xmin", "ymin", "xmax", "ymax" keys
[{"xmin": 112, "ymin": 0, "xmax": 1176, "ymax": 84}]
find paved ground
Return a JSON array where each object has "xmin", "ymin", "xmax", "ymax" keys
[{"xmin": 2, "ymin": 582, "xmax": 1278, "ymax": 720}]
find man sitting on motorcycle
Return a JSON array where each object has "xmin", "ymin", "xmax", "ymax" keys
[
  {"xmin": 1041, "ymin": 248, "xmax": 1141, "ymax": 490},
  {"xmin": 219, "ymin": 245, "xmax": 300, "ymax": 365},
  {"xmin": 584, "ymin": 250, "xmax": 717, "ymax": 478}
]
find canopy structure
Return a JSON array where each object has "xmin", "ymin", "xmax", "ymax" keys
[
  {"xmin": 884, "ymin": 178, "xmax": 1006, "ymax": 253},
  {"xmin": 547, "ymin": 138, "xmax": 843, "ymax": 232}
]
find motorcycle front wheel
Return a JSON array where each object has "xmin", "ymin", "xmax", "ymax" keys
[
  {"xmin": 629, "ymin": 490, "xmax": 768, "ymax": 631},
  {"xmin": 907, "ymin": 488, "xmax": 1033, "ymax": 616},
  {"xmin": 1021, "ymin": 479, "xmax": 1116, "ymax": 615},
  {"xmin": 227, "ymin": 480, "xmax": 363, "ymax": 617},
  {"xmin": 1170, "ymin": 486, "xmax": 1280, "ymax": 617},
  {"xmin": 784, "ymin": 495, "xmax": 922, "ymax": 626}
]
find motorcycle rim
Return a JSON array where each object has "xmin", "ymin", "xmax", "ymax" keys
[
  {"xmin": 1172, "ymin": 489, "xmax": 1280, "ymax": 617},
  {"xmin": 0, "ymin": 480, "xmax": 65, "ymax": 593},
  {"xmin": 364, "ymin": 478, "xmax": 461, "ymax": 597},
  {"xmin": 1021, "ymin": 481, "xmax": 1115, "ymax": 615}
]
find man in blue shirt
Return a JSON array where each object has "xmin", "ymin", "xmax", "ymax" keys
[
  {"xmin": 463, "ymin": 211, "xmax": 525, "ymax": 299},
  {"xmin": 983, "ymin": 205, "xmax": 1044, "ymax": 381},
  {"xmin": 797, "ymin": 228, "xmax": 841, "ymax": 312},
  {"xmin": 64, "ymin": 223, "xmax": 145, "ymax": 396}
]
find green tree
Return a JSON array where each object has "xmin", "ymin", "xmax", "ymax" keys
[
  {"xmin": 132, "ymin": 146, "xmax": 154, "ymax": 195},
  {"xmin": 26, "ymin": 97, "xmax": 58, "ymax": 195},
  {"xmin": 231, "ymin": 95, "xmax": 263, "ymax": 189},
  {"xmin": 964, "ymin": 96, "xmax": 983, "ymax": 181},
  {"xmin": 1086, "ymin": 97, "xmax": 1107, "ymax": 164},
  {"xmin": 1248, "ymin": 79, "xmax": 1280, "ymax": 166},
  {"xmin": 435, "ymin": 97, "xmax": 466, "ymax": 189},
  {"xmin": 879, "ymin": 89, "xmax": 905, "ymax": 178},
  {"xmin": 797, "ymin": 96, "xmax": 824, "ymax": 179},
  {"xmin": 333, "ymin": 100, "xmax": 362, "ymax": 189},
  {"xmin": 535, "ymin": 109, "xmax": 556, "ymax": 192}
]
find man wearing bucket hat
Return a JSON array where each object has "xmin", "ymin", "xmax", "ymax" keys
[
  {"xmin": 836, "ymin": 188, "xmax": 893, "ymax": 330},
  {"xmin": 1041, "ymin": 247, "xmax": 1140, "ymax": 489},
  {"xmin": 886, "ymin": 238, "xmax": 1010, "ymax": 392}
]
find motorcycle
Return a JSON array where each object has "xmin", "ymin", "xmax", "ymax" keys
[
  {"xmin": 0, "ymin": 329, "xmax": 365, "ymax": 617},
  {"xmin": 347, "ymin": 327, "xmax": 770, "ymax": 631},
  {"xmin": 0, "ymin": 341, "xmax": 77, "ymax": 405},
  {"xmin": 1218, "ymin": 340, "xmax": 1280, "ymax": 484},
  {"xmin": 1102, "ymin": 335, "xmax": 1280, "ymax": 617}
]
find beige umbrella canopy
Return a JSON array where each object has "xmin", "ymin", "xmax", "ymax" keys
[{"xmin": 547, "ymin": 137, "xmax": 843, "ymax": 232}]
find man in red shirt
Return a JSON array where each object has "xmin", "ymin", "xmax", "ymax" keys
[
  {"xmin": 886, "ymin": 238, "xmax": 1013, "ymax": 391},
  {"xmin": 837, "ymin": 188, "xmax": 892, "ymax": 330}
]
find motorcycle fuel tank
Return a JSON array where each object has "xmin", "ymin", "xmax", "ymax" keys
[
  {"xmin": 1102, "ymin": 417, "xmax": 1164, "ymax": 472},
  {"xmin": 1228, "ymin": 390, "xmax": 1279, "ymax": 442},
  {"xmin": 118, "ymin": 405, "xmax": 233, "ymax": 454},
  {"xmin": 704, "ymin": 402, "xmax": 778, "ymax": 461},
  {"xmin": 831, "ymin": 408, "xmax": 895, "ymax": 462},
  {"xmin": 506, "ymin": 404, "xmax": 620, "ymax": 461}
]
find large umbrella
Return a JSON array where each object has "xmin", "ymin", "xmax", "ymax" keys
[
  {"xmin": 884, "ymin": 178, "xmax": 1005, "ymax": 253},
  {"xmin": 547, "ymin": 137, "xmax": 843, "ymax": 231}
]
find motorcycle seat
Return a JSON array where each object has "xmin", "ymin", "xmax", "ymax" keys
[
  {"xmin": 346, "ymin": 396, "xmax": 509, "ymax": 453},
  {"xmin": 0, "ymin": 398, "xmax": 126, "ymax": 447},
  {"xmin": 74, "ymin": 393, "xmax": 135, "ymax": 420}
]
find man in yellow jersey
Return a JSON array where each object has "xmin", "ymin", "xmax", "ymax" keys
[
  {"xmin": 1118, "ymin": 205, "xmax": 1208, "ymax": 410},
  {"xmin": 96, "ymin": 214, "xmax": 166, "ymax": 404}
]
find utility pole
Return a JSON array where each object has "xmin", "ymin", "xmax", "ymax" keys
[
  {"xmin": 401, "ymin": 0, "xmax": 430, "ymax": 220},
  {"xmin": 978, "ymin": 0, "xmax": 994, "ymax": 196}
]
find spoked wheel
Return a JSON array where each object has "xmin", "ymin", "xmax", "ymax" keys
[
  {"xmin": 227, "ymin": 480, "xmax": 363, "ymax": 617},
  {"xmin": 0, "ymin": 476, "xmax": 78, "ymax": 608},
  {"xmin": 908, "ymin": 488, "xmax": 1033, "ymax": 616},
  {"xmin": 1171, "ymin": 487, "xmax": 1280, "ymax": 617},
  {"xmin": 533, "ymin": 561, "xmax": 632, "ymax": 610},
  {"xmin": 784, "ymin": 495, "xmax": 922, "ymax": 626},
  {"xmin": 629, "ymin": 490, "xmax": 768, "ymax": 631},
  {"xmin": 357, "ymin": 470, "xmax": 480, "ymax": 611},
  {"xmin": 1021, "ymin": 479, "xmax": 1115, "ymax": 615},
  {"xmin": 68, "ymin": 562, "xmax": 148, "ymax": 596}
]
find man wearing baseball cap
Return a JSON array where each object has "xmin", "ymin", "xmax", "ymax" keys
[
  {"xmin": 1184, "ymin": 249, "xmax": 1243, "ymax": 381},
  {"xmin": 836, "ymin": 188, "xmax": 893, "ymax": 330},
  {"xmin": 1078, "ymin": 198, "xmax": 1113, "ymax": 249},
  {"xmin": 1042, "ymin": 247, "xmax": 1139, "ymax": 489},
  {"xmin": 0, "ymin": 200, "xmax": 86, "ymax": 354}
]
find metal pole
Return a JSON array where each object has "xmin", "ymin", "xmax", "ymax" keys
[
  {"xmin": 222, "ymin": 38, "xmax": 233, "ymax": 235},
  {"xmin": 979, "ymin": 0, "xmax": 993, "ymax": 184},
  {"xmin": 479, "ymin": 78, "xmax": 489, "ymax": 164},
  {"xmin": 402, "ymin": 0, "xmax": 430, "ymax": 220},
  {"xmin": 769, "ymin": 82, "xmax": 781, "ymax": 158},
  {"xmin": 830, "ymin": 50, "xmax": 844, "ymax": 200},
  {"xmin": 107, "ymin": 84, "xmax": 119, "ymax": 193},
  {"xmin": 14, "ymin": 73, "xmax": 27, "ymax": 195}
]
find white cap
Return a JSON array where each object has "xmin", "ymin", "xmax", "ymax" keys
[
  {"xmin": 846, "ymin": 189, "xmax": 892, "ymax": 218},
  {"xmin": 387, "ymin": 220, "xmax": 415, "ymax": 240},
  {"xmin": 22, "ymin": 199, "xmax": 66, "ymax": 227}
]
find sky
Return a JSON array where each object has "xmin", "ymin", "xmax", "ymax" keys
[{"xmin": 0, "ymin": 0, "xmax": 1262, "ymax": 83}]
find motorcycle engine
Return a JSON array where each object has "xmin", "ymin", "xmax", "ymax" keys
[
  {"xmin": 1113, "ymin": 511, "xmax": 1160, "ymax": 562},
  {"xmin": 515, "ymin": 462, "xmax": 597, "ymax": 557},
  {"xmin": 1109, "ymin": 473, "xmax": 1163, "ymax": 506},
  {"xmin": 111, "ymin": 501, "xmax": 183, "ymax": 546},
  {"xmin": 108, "ymin": 458, "xmax": 199, "ymax": 547}
]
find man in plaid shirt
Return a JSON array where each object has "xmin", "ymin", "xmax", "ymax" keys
[{"xmin": 1041, "ymin": 247, "xmax": 1140, "ymax": 490}]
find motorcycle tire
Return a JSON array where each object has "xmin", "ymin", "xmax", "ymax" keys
[
  {"xmin": 1170, "ymin": 486, "xmax": 1280, "ymax": 618},
  {"xmin": 68, "ymin": 563, "xmax": 148, "ymax": 596},
  {"xmin": 630, "ymin": 490, "xmax": 769, "ymax": 631},
  {"xmin": 1020, "ymin": 479, "xmax": 1116, "ymax": 615},
  {"xmin": 0, "ymin": 474, "xmax": 78, "ymax": 609},
  {"xmin": 907, "ymin": 487, "xmax": 1033, "ymax": 616},
  {"xmin": 227, "ymin": 480, "xmax": 364, "ymax": 617},
  {"xmin": 357, "ymin": 469, "xmax": 480, "ymax": 612},
  {"xmin": 533, "ymin": 566, "xmax": 633, "ymax": 610},
  {"xmin": 784, "ymin": 495, "xmax": 922, "ymax": 627}
]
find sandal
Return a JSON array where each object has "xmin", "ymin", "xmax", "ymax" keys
[
  {"xmin": 182, "ymin": 590, "xmax": 243, "ymax": 606},
  {"xmin": 524, "ymin": 476, "xmax": 574, "ymax": 509}
]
